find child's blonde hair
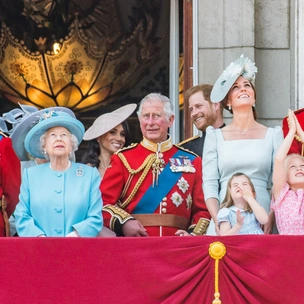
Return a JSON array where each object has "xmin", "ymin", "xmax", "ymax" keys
[
  {"xmin": 284, "ymin": 153, "xmax": 304, "ymax": 170},
  {"xmin": 221, "ymin": 172, "xmax": 256, "ymax": 213}
]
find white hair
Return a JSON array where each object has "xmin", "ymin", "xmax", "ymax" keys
[
  {"xmin": 39, "ymin": 132, "xmax": 79, "ymax": 161},
  {"xmin": 137, "ymin": 93, "xmax": 174, "ymax": 121}
]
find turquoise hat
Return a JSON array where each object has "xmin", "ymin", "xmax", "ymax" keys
[
  {"xmin": 210, "ymin": 54, "xmax": 258, "ymax": 103},
  {"xmin": 24, "ymin": 110, "xmax": 84, "ymax": 159}
]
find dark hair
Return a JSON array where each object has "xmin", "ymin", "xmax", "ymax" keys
[
  {"xmin": 221, "ymin": 172, "xmax": 256, "ymax": 213},
  {"xmin": 222, "ymin": 80, "xmax": 257, "ymax": 120},
  {"xmin": 121, "ymin": 120, "xmax": 131, "ymax": 147},
  {"xmin": 81, "ymin": 120, "xmax": 131, "ymax": 168}
]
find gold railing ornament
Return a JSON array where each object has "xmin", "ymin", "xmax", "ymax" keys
[
  {"xmin": 0, "ymin": 15, "xmax": 160, "ymax": 112},
  {"xmin": 209, "ymin": 242, "xmax": 226, "ymax": 304}
]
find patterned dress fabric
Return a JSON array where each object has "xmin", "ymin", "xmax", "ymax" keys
[
  {"xmin": 217, "ymin": 206, "xmax": 264, "ymax": 234},
  {"xmin": 271, "ymin": 183, "xmax": 304, "ymax": 235}
]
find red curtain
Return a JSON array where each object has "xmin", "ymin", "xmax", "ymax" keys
[{"xmin": 1, "ymin": 235, "xmax": 302, "ymax": 303}]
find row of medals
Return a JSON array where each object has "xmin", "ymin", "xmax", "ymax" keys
[{"xmin": 152, "ymin": 152, "xmax": 195, "ymax": 187}]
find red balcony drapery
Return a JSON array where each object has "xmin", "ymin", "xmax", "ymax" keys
[{"xmin": 1, "ymin": 235, "xmax": 302, "ymax": 304}]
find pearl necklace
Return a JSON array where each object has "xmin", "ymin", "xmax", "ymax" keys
[{"xmin": 49, "ymin": 160, "xmax": 71, "ymax": 171}]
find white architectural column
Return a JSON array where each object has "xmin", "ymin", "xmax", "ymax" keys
[
  {"xmin": 192, "ymin": 0, "xmax": 200, "ymax": 136},
  {"xmin": 296, "ymin": 0, "xmax": 304, "ymax": 109},
  {"xmin": 169, "ymin": 0, "xmax": 180, "ymax": 143}
]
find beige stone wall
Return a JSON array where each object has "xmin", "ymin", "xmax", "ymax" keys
[{"xmin": 196, "ymin": 0, "xmax": 293, "ymax": 127}]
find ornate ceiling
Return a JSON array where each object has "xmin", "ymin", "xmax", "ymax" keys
[{"xmin": 0, "ymin": 0, "xmax": 164, "ymax": 112}]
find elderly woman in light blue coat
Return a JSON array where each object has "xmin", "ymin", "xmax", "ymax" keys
[{"xmin": 15, "ymin": 109, "xmax": 103, "ymax": 237}]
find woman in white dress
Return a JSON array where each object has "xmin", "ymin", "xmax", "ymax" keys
[{"xmin": 203, "ymin": 55, "xmax": 283, "ymax": 235}]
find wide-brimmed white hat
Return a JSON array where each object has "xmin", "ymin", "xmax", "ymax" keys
[
  {"xmin": 24, "ymin": 110, "xmax": 84, "ymax": 159},
  {"xmin": 211, "ymin": 54, "xmax": 258, "ymax": 103},
  {"xmin": 83, "ymin": 103, "xmax": 137, "ymax": 140},
  {"xmin": 0, "ymin": 104, "xmax": 75, "ymax": 161}
]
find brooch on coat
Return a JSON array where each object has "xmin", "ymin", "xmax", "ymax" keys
[
  {"xmin": 177, "ymin": 177, "xmax": 189, "ymax": 193},
  {"xmin": 76, "ymin": 166, "xmax": 84, "ymax": 177},
  {"xmin": 171, "ymin": 192, "xmax": 183, "ymax": 207}
]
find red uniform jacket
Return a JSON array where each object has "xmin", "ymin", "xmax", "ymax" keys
[
  {"xmin": 0, "ymin": 136, "xmax": 21, "ymax": 236},
  {"xmin": 282, "ymin": 108, "xmax": 304, "ymax": 155},
  {"xmin": 100, "ymin": 141, "xmax": 210, "ymax": 236}
]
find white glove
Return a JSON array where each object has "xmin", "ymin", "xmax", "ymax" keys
[{"xmin": 66, "ymin": 231, "xmax": 79, "ymax": 237}]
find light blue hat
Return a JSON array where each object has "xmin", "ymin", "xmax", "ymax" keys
[
  {"xmin": 0, "ymin": 104, "xmax": 75, "ymax": 161},
  {"xmin": 210, "ymin": 54, "xmax": 258, "ymax": 103},
  {"xmin": 24, "ymin": 110, "xmax": 84, "ymax": 159}
]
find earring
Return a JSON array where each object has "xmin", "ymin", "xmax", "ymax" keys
[
  {"xmin": 253, "ymin": 104, "xmax": 256, "ymax": 107},
  {"xmin": 228, "ymin": 105, "xmax": 231, "ymax": 111}
]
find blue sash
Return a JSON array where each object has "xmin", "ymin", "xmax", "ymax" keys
[{"xmin": 132, "ymin": 149, "xmax": 196, "ymax": 214}]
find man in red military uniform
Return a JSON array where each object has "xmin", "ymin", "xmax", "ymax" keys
[
  {"xmin": 100, "ymin": 93, "xmax": 210, "ymax": 236},
  {"xmin": 0, "ymin": 131, "xmax": 21, "ymax": 236}
]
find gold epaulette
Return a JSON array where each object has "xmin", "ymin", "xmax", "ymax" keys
[
  {"xmin": 178, "ymin": 135, "xmax": 200, "ymax": 146},
  {"xmin": 190, "ymin": 218, "xmax": 210, "ymax": 235},
  {"xmin": 103, "ymin": 204, "xmax": 134, "ymax": 231},
  {"xmin": 174, "ymin": 144, "xmax": 199, "ymax": 157},
  {"xmin": 114, "ymin": 142, "xmax": 138, "ymax": 155},
  {"xmin": 0, "ymin": 131, "xmax": 8, "ymax": 138}
]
